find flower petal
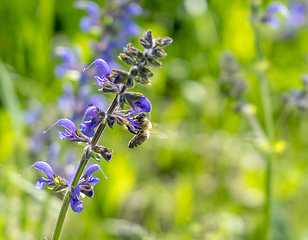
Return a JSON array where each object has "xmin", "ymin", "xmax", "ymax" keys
[
  {"xmin": 35, "ymin": 178, "xmax": 53, "ymax": 189},
  {"xmin": 95, "ymin": 59, "xmax": 111, "ymax": 76},
  {"xmin": 70, "ymin": 185, "xmax": 84, "ymax": 213},
  {"xmin": 87, "ymin": 176, "xmax": 100, "ymax": 185},
  {"xmin": 79, "ymin": 121, "xmax": 95, "ymax": 137},
  {"xmin": 34, "ymin": 161, "xmax": 55, "ymax": 179},
  {"xmin": 132, "ymin": 96, "xmax": 152, "ymax": 113},
  {"xmin": 57, "ymin": 118, "xmax": 77, "ymax": 133},
  {"xmin": 83, "ymin": 106, "xmax": 99, "ymax": 121},
  {"xmin": 85, "ymin": 164, "xmax": 107, "ymax": 179}
]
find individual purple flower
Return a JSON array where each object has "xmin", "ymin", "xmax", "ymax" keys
[
  {"xmin": 70, "ymin": 185, "xmax": 84, "ymax": 213},
  {"xmin": 74, "ymin": 1, "xmax": 101, "ymax": 32},
  {"xmin": 77, "ymin": 164, "xmax": 107, "ymax": 199},
  {"xmin": 44, "ymin": 118, "xmax": 77, "ymax": 139},
  {"xmin": 84, "ymin": 164, "xmax": 107, "ymax": 184},
  {"xmin": 262, "ymin": 2, "xmax": 290, "ymax": 28},
  {"xmin": 84, "ymin": 59, "xmax": 111, "ymax": 86},
  {"xmin": 44, "ymin": 118, "xmax": 89, "ymax": 142},
  {"xmin": 129, "ymin": 96, "xmax": 152, "ymax": 114},
  {"xmin": 79, "ymin": 105, "xmax": 100, "ymax": 137},
  {"xmin": 19, "ymin": 161, "xmax": 69, "ymax": 191}
]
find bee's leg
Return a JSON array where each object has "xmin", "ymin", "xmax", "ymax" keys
[{"xmin": 126, "ymin": 125, "xmax": 137, "ymax": 135}]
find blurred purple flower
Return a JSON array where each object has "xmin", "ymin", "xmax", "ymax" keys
[
  {"xmin": 288, "ymin": 2, "xmax": 306, "ymax": 27},
  {"xmin": 262, "ymin": 2, "xmax": 289, "ymax": 28},
  {"xmin": 74, "ymin": 1, "xmax": 101, "ymax": 32},
  {"xmin": 54, "ymin": 47, "xmax": 84, "ymax": 79},
  {"xmin": 58, "ymin": 83, "xmax": 106, "ymax": 121}
]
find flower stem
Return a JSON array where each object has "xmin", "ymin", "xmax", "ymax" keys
[
  {"xmin": 51, "ymin": 85, "xmax": 127, "ymax": 240},
  {"xmin": 253, "ymin": 25, "xmax": 275, "ymax": 240}
]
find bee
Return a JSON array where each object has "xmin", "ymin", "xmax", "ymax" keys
[
  {"xmin": 127, "ymin": 113, "xmax": 152, "ymax": 148},
  {"xmin": 127, "ymin": 113, "xmax": 167, "ymax": 148}
]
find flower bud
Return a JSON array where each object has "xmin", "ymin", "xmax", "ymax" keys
[
  {"xmin": 148, "ymin": 58, "xmax": 162, "ymax": 67},
  {"xmin": 118, "ymin": 93, "xmax": 126, "ymax": 110},
  {"xmin": 143, "ymin": 30, "xmax": 153, "ymax": 47},
  {"xmin": 125, "ymin": 77, "xmax": 135, "ymax": 89},
  {"xmin": 154, "ymin": 49, "xmax": 167, "ymax": 58},
  {"xmin": 118, "ymin": 53, "xmax": 135, "ymax": 65},
  {"xmin": 129, "ymin": 65, "xmax": 138, "ymax": 77},
  {"xmin": 155, "ymin": 37, "xmax": 173, "ymax": 47},
  {"xmin": 139, "ymin": 38, "xmax": 152, "ymax": 49},
  {"xmin": 135, "ymin": 76, "xmax": 151, "ymax": 85}
]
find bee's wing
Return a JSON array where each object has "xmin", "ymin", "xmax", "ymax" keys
[{"xmin": 150, "ymin": 123, "xmax": 168, "ymax": 139}]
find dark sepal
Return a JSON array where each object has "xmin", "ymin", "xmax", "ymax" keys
[
  {"xmin": 124, "ymin": 92, "xmax": 143, "ymax": 110},
  {"xmin": 148, "ymin": 58, "xmax": 162, "ymax": 67},
  {"xmin": 71, "ymin": 130, "xmax": 90, "ymax": 143},
  {"xmin": 113, "ymin": 70, "xmax": 129, "ymax": 84},
  {"xmin": 93, "ymin": 145, "xmax": 113, "ymax": 162},
  {"xmin": 135, "ymin": 76, "xmax": 151, "ymax": 85},
  {"xmin": 106, "ymin": 114, "xmax": 116, "ymax": 129},
  {"xmin": 118, "ymin": 93, "xmax": 126, "ymax": 110},
  {"xmin": 115, "ymin": 116, "xmax": 129, "ymax": 126},
  {"xmin": 138, "ymin": 66, "xmax": 154, "ymax": 79}
]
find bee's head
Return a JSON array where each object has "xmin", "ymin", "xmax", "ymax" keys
[{"xmin": 134, "ymin": 113, "xmax": 146, "ymax": 123}]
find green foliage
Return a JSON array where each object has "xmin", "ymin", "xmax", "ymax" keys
[{"xmin": 1, "ymin": 0, "xmax": 308, "ymax": 239}]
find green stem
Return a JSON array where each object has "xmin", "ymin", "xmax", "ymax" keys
[
  {"xmin": 51, "ymin": 85, "xmax": 127, "ymax": 240},
  {"xmin": 253, "ymin": 25, "xmax": 275, "ymax": 240}
]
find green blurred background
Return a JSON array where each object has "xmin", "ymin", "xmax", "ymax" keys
[{"xmin": 1, "ymin": 0, "xmax": 308, "ymax": 239}]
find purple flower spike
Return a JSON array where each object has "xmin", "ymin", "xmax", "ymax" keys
[{"xmin": 70, "ymin": 185, "xmax": 84, "ymax": 213}]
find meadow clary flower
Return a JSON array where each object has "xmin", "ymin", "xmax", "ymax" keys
[
  {"xmin": 79, "ymin": 105, "xmax": 100, "ymax": 137},
  {"xmin": 44, "ymin": 118, "xmax": 90, "ymax": 142},
  {"xmin": 129, "ymin": 96, "xmax": 152, "ymax": 115},
  {"xmin": 84, "ymin": 59, "xmax": 111, "ymax": 86},
  {"xmin": 70, "ymin": 185, "xmax": 84, "ymax": 213},
  {"xmin": 19, "ymin": 161, "xmax": 69, "ymax": 191}
]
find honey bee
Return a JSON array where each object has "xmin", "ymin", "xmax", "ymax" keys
[{"xmin": 127, "ymin": 113, "xmax": 167, "ymax": 148}]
